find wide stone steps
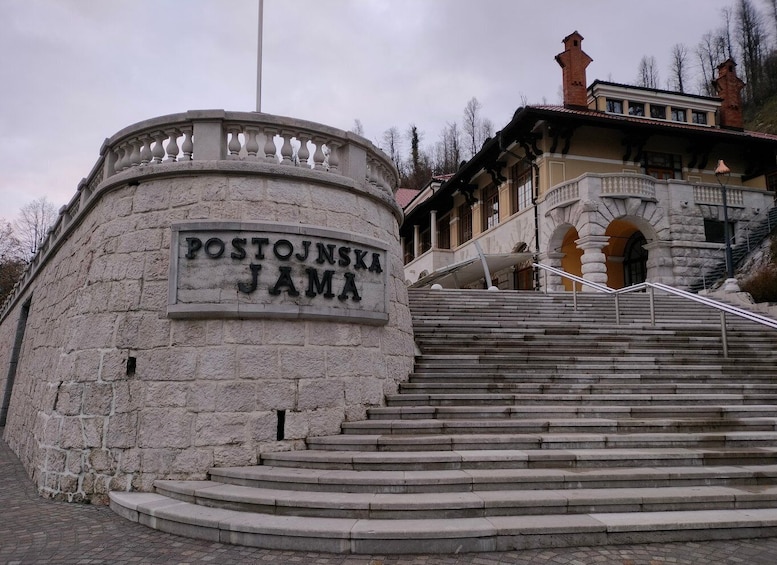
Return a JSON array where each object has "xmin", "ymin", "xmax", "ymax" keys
[
  {"xmin": 151, "ymin": 479, "xmax": 777, "ymax": 519},
  {"xmin": 109, "ymin": 492, "xmax": 777, "ymax": 553},
  {"xmin": 304, "ymin": 431, "xmax": 777, "ymax": 452},
  {"xmin": 258, "ymin": 447, "xmax": 777, "ymax": 470},
  {"xmin": 398, "ymin": 383, "xmax": 777, "ymax": 395},
  {"xmin": 110, "ymin": 288, "xmax": 777, "ymax": 552},
  {"xmin": 206, "ymin": 464, "xmax": 777, "ymax": 493},
  {"xmin": 367, "ymin": 405, "xmax": 777, "ymax": 420},
  {"xmin": 340, "ymin": 417, "xmax": 777, "ymax": 435},
  {"xmin": 386, "ymin": 393, "xmax": 777, "ymax": 407}
]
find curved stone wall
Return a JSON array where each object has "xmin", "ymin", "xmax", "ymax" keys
[{"xmin": 0, "ymin": 111, "xmax": 415, "ymax": 502}]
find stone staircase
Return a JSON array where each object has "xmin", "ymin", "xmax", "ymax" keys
[
  {"xmin": 690, "ymin": 205, "xmax": 777, "ymax": 293},
  {"xmin": 110, "ymin": 289, "xmax": 777, "ymax": 553}
]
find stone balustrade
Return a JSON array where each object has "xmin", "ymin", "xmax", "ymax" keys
[
  {"xmin": 693, "ymin": 183, "xmax": 744, "ymax": 207},
  {"xmin": 542, "ymin": 172, "xmax": 750, "ymax": 216},
  {"xmin": 543, "ymin": 179, "xmax": 580, "ymax": 209},
  {"xmin": 0, "ymin": 110, "xmax": 399, "ymax": 322},
  {"xmin": 600, "ymin": 173, "xmax": 656, "ymax": 200}
]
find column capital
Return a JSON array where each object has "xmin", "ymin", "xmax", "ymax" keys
[{"xmin": 575, "ymin": 234, "xmax": 609, "ymax": 250}]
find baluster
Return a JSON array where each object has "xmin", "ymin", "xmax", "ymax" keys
[
  {"xmin": 263, "ymin": 128, "xmax": 278, "ymax": 162},
  {"xmin": 245, "ymin": 128, "xmax": 259, "ymax": 158},
  {"xmin": 180, "ymin": 129, "xmax": 194, "ymax": 161},
  {"xmin": 128, "ymin": 139, "xmax": 141, "ymax": 168},
  {"xmin": 312, "ymin": 137, "xmax": 326, "ymax": 170},
  {"xmin": 280, "ymin": 131, "xmax": 294, "ymax": 165},
  {"xmin": 227, "ymin": 126, "xmax": 242, "ymax": 158},
  {"xmin": 368, "ymin": 159, "xmax": 379, "ymax": 187},
  {"xmin": 120, "ymin": 142, "xmax": 133, "ymax": 171},
  {"xmin": 152, "ymin": 132, "xmax": 166, "ymax": 163},
  {"xmin": 165, "ymin": 130, "xmax": 180, "ymax": 162},
  {"xmin": 297, "ymin": 134, "xmax": 310, "ymax": 167},
  {"xmin": 327, "ymin": 142, "xmax": 340, "ymax": 173},
  {"xmin": 113, "ymin": 146, "xmax": 126, "ymax": 172},
  {"xmin": 139, "ymin": 136, "xmax": 153, "ymax": 165}
]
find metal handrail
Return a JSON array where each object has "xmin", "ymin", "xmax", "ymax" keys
[
  {"xmin": 740, "ymin": 205, "xmax": 776, "ymax": 252},
  {"xmin": 533, "ymin": 263, "xmax": 777, "ymax": 358}
]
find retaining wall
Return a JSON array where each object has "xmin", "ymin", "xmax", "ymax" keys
[{"xmin": 0, "ymin": 110, "xmax": 415, "ymax": 502}]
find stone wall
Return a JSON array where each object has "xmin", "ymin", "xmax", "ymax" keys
[{"xmin": 0, "ymin": 112, "xmax": 415, "ymax": 502}]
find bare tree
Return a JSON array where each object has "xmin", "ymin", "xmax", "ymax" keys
[
  {"xmin": 15, "ymin": 197, "xmax": 58, "ymax": 258},
  {"xmin": 669, "ymin": 43, "xmax": 690, "ymax": 92},
  {"xmin": 0, "ymin": 219, "xmax": 26, "ymax": 303},
  {"xmin": 480, "ymin": 118, "xmax": 494, "ymax": 144},
  {"xmin": 723, "ymin": 7, "xmax": 737, "ymax": 59},
  {"xmin": 463, "ymin": 97, "xmax": 482, "ymax": 158},
  {"xmin": 767, "ymin": 0, "xmax": 777, "ymax": 39},
  {"xmin": 382, "ymin": 126, "xmax": 402, "ymax": 168},
  {"xmin": 737, "ymin": 0, "xmax": 768, "ymax": 102},
  {"xmin": 637, "ymin": 55, "xmax": 660, "ymax": 88},
  {"xmin": 434, "ymin": 122, "xmax": 462, "ymax": 175},
  {"xmin": 696, "ymin": 31, "xmax": 728, "ymax": 95},
  {"xmin": 351, "ymin": 119, "xmax": 365, "ymax": 137}
]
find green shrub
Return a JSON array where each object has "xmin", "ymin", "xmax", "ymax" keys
[{"xmin": 741, "ymin": 265, "xmax": 777, "ymax": 303}]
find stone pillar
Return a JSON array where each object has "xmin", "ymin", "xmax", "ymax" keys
[
  {"xmin": 538, "ymin": 251, "xmax": 565, "ymax": 292},
  {"xmin": 644, "ymin": 241, "xmax": 673, "ymax": 285},
  {"xmin": 430, "ymin": 210, "xmax": 438, "ymax": 249},
  {"xmin": 576, "ymin": 235, "xmax": 609, "ymax": 290},
  {"xmin": 413, "ymin": 224, "xmax": 421, "ymax": 257}
]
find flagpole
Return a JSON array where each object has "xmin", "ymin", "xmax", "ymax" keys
[{"xmin": 256, "ymin": 0, "xmax": 264, "ymax": 112}]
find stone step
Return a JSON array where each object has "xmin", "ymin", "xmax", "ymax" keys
[
  {"xmin": 367, "ymin": 405, "xmax": 777, "ymax": 420},
  {"xmin": 341, "ymin": 417, "xmax": 777, "ymax": 435},
  {"xmin": 386, "ymin": 393, "xmax": 777, "ymax": 406},
  {"xmin": 305, "ymin": 431, "xmax": 777, "ymax": 452},
  {"xmin": 207, "ymin": 464, "xmax": 777, "ymax": 493},
  {"xmin": 398, "ymin": 383, "xmax": 777, "ymax": 395},
  {"xmin": 413, "ymin": 357, "xmax": 777, "ymax": 367},
  {"xmin": 409, "ymin": 367, "xmax": 777, "ymax": 377},
  {"xmin": 152, "ymin": 479, "xmax": 777, "ymax": 519},
  {"xmin": 260, "ymin": 447, "xmax": 777, "ymax": 470},
  {"xmin": 406, "ymin": 373, "xmax": 777, "ymax": 384},
  {"xmin": 109, "ymin": 492, "xmax": 777, "ymax": 553}
]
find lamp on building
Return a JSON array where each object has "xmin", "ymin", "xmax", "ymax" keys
[{"xmin": 714, "ymin": 159, "xmax": 739, "ymax": 292}]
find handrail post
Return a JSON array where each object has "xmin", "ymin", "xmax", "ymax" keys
[
  {"xmin": 573, "ymin": 281, "xmax": 578, "ymax": 311},
  {"xmin": 648, "ymin": 286, "xmax": 655, "ymax": 326},
  {"xmin": 544, "ymin": 269, "xmax": 548, "ymax": 294},
  {"xmin": 720, "ymin": 311, "xmax": 729, "ymax": 359},
  {"xmin": 614, "ymin": 293, "xmax": 620, "ymax": 325}
]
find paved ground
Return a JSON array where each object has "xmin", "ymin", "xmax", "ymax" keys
[{"xmin": 4, "ymin": 431, "xmax": 777, "ymax": 564}]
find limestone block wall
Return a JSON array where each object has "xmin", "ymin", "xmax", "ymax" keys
[{"xmin": 0, "ymin": 111, "xmax": 415, "ymax": 502}]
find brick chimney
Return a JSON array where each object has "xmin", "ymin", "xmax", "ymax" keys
[
  {"xmin": 555, "ymin": 31, "xmax": 593, "ymax": 109},
  {"xmin": 713, "ymin": 59, "xmax": 745, "ymax": 130}
]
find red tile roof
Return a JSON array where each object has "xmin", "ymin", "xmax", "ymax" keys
[
  {"xmin": 395, "ymin": 188, "xmax": 421, "ymax": 208},
  {"xmin": 529, "ymin": 105, "xmax": 777, "ymax": 141}
]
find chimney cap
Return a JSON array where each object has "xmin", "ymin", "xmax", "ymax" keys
[{"xmin": 562, "ymin": 30, "xmax": 584, "ymax": 44}]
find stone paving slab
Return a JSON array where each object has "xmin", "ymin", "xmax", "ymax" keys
[{"xmin": 5, "ymin": 429, "xmax": 777, "ymax": 564}]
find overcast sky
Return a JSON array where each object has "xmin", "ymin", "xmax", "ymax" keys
[{"xmin": 1, "ymin": 0, "xmax": 740, "ymax": 221}]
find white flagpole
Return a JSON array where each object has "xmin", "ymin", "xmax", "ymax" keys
[{"xmin": 256, "ymin": 0, "xmax": 264, "ymax": 112}]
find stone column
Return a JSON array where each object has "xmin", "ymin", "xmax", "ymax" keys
[
  {"xmin": 413, "ymin": 224, "xmax": 421, "ymax": 258},
  {"xmin": 576, "ymin": 235, "xmax": 609, "ymax": 290},
  {"xmin": 538, "ymin": 251, "xmax": 565, "ymax": 292},
  {"xmin": 644, "ymin": 241, "xmax": 673, "ymax": 285},
  {"xmin": 430, "ymin": 210, "xmax": 438, "ymax": 249}
]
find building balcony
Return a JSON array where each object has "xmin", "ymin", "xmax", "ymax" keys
[{"xmin": 541, "ymin": 172, "xmax": 749, "ymax": 215}]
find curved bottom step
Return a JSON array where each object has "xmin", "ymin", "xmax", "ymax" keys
[{"xmin": 110, "ymin": 492, "xmax": 777, "ymax": 554}]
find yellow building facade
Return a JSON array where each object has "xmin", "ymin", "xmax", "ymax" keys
[{"xmin": 402, "ymin": 32, "xmax": 777, "ymax": 293}]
